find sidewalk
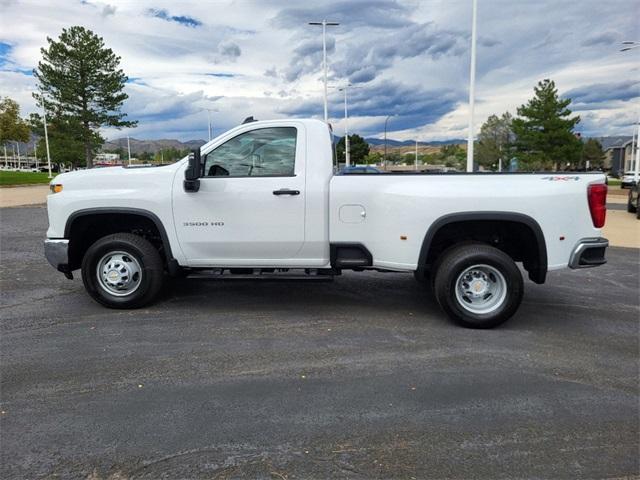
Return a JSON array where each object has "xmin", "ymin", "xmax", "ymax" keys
[
  {"xmin": 602, "ymin": 210, "xmax": 640, "ymax": 249},
  {"xmin": 0, "ymin": 185, "xmax": 49, "ymax": 208}
]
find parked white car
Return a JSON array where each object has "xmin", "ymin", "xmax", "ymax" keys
[
  {"xmin": 621, "ymin": 172, "xmax": 638, "ymax": 189},
  {"xmin": 44, "ymin": 119, "xmax": 609, "ymax": 328}
]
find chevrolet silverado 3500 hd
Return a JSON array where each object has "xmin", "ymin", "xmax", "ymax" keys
[{"xmin": 45, "ymin": 119, "xmax": 609, "ymax": 328}]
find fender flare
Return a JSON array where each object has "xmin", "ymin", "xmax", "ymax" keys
[
  {"xmin": 417, "ymin": 211, "xmax": 548, "ymax": 284},
  {"xmin": 64, "ymin": 207, "xmax": 177, "ymax": 266}
]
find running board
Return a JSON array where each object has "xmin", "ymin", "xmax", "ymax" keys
[{"xmin": 184, "ymin": 268, "xmax": 335, "ymax": 281}]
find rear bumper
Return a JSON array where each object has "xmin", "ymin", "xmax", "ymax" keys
[
  {"xmin": 44, "ymin": 239, "xmax": 72, "ymax": 278},
  {"xmin": 568, "ymin": 237, "xmax": 608, "ymax": 269}
]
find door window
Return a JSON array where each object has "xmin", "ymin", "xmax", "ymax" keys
[{"xmin": 203, "ymin": 127, "xmax": 297, "ymax": 177}]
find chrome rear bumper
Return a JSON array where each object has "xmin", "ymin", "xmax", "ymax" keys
[{"xmin": 568, "ymin": 237, "xmax": 608, "ymax": 269}]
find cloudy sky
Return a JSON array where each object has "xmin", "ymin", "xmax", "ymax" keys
[{"xmin": 0, "ymin": 0, "xmax": 638, "ymax": 142}]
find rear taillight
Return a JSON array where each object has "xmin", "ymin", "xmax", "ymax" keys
[{"xmin": 587, "ymin": 183, "xmax": 607, "ymax": 228}]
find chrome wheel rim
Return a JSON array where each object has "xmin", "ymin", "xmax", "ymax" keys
[
  {"xmin": 96, "ymin": 251, "xmax": 142, "ymax": 297},
  {"xmin": 454, "ymin": 264, "xmax": 507, "ymax": 314}
]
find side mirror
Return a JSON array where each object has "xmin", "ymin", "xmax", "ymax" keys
[{"xmin": 184, "ymin": 149, "xmax": 201, "ymax": 192}]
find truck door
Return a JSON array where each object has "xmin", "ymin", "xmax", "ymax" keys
[{"xmin": 172, "ymin": 125, "xmax": 306, "ymax": 265}]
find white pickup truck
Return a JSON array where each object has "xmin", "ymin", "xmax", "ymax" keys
[{"xmin": 45, "ymin": 119, "xmax": 609, "ymax": 328}]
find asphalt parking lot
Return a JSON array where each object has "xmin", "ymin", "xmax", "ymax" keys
[{"xmin": 1, "ymin": 206, "xmax": 639, "ymax": 479}]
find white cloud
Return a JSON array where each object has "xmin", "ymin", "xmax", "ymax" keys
[{"xmin": 0, "ymin": 0, "xmax": 638, "ymax": 141}]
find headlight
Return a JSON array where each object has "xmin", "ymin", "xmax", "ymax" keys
[{"xmin": 50, "ymin": 184, "xmax": 63, "ymax": 193}]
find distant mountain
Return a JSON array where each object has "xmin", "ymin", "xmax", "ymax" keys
[
  {"xmin": 364, "ymin": 137, "xmax": 466, "ymax": 147},
  {"xmin": 5, "ymin": 134, "xmax": 632, "ymax": 158},
  {"xmin": 102, "ymin": 138, "xmax": 207, "ymax": 155}
]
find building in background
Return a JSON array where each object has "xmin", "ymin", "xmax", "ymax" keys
[
  {"xmin": 93, "ymin": 153, "xmax": 122, "ymax": 167},
  {"xmin": 602, "ymin": 137, "xmax": 633, "ymax": 176}
]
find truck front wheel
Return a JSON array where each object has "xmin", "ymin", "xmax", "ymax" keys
[
  {"xmin": 81, "ymin": 233, "xmax": 164, "ymax": 309},
  {"xmin": 433, "ymin": 243, "xmax": 523, "ymax": 329}
]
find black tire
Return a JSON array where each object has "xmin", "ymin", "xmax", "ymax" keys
[
  {"xmin": 433, "ymin": 243, "xmax": 523, "ymax": 329},
  {"xmin": 628, "ymin": 190, "xmax": 637, "ymax": 213},
  {"xmin": 81, "ymin": 233, "xmax": 164, "ymax": 309}
]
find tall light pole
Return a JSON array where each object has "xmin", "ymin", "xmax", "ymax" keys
[
  {"xmin": 342, "ymin": 86, "xmax": 350, "ymax": 166},
  {"xmin": 42, "ymin": 105, "xmax": 52, "ymax": 178},
  {"xmin": 309, "ymin": 20, "xmax": 339, "ymax": 123},
  {"xmin": 635, "ymin": 119, "xmax": 640, "ymax": 183},
  {"xmin": 466, "ymin": 0, "xmax": 478, "ymax": 173},
  {"xmin": 620, "ymin": 42, "xmax": 640, "ymax": 182},
  {"xmin": 337, "ymin": 84, "xmax": 358, "ymax": 166},
  {"xmin": 384, "ymin": 115, "xmax": 391, "ymax": 169},
  {"xmin": 631, "ymin": 125, "xmax": 636, "ymax": 171},
  {"xmin": 127, "ymin": 135, "xmax": 132, "ymax": 166},
  {"xmin": 415, "ymin": 139, "xmax": 419, "ymax": 171},
  {"xmin": 633, "ymin": 116, "xmax": 640, "ymax": 183},
  {"xmin": 206, "ymin": 108, "xmax": 218, "ymax": 141},
  {"xmin": 15, "ymin": 141, "xmax": 21, "ymax": 170}
]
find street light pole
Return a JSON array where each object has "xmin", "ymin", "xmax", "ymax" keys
[
  {"xmin": 127, "ymin": 135, "xmax": 132, "ymax": 166},
  {"xmin": 466, "ymin": 0, "xmax": 478, "ymax": 173},
  {"xmin": 344, "ymin": 87, "xmax": 349, "ymax": 166},
  {"xmin": 338, "ymin": 84, "xmax": 354, "ymax": 166},
  {"xmin": 620, "ymin": 42, "xmax": 640, "ymax": 182},
  {"xmin": 634, "ymin": 116, "xmax": 640, "ymax": 184},
  {"xmin": 415, "ymin": 139, "xmax": 418, "ymax": 171},
  {"xmin": 384, "ymin": 115, "xmax": 391, "ymax": 169},
  {"xmin": 309, "ymin": 20, "xmax": 339, "ymax": 123},
  {"xmin": 42, "ymin": 105, "xmax": 52, "ymax": 178},
  {"xmin": 16, "ymin": 141, "xmax": 21, "ymax": 170},
  {"xmin": 631, "ymin": 125, "xmax": 637, "ymax": 171},
  {"xmin": 207, "ymin": 109, "xmax": 213, "ymax": 141}
]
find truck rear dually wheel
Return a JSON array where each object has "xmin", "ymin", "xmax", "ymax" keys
[
  {"xmin": 433, "ymin": 243, "xmax": 523, "ymax": 328},
  {"xmin": 81, "ymin": 233, "xmax": 164, "ymax": 309}
]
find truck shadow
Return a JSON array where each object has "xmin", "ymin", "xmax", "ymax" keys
[{"xmin": 161, "ymin": 271, "xmax": 441, "ymax": 322}]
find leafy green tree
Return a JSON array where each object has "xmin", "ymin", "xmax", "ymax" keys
[
  {"xmin": 580, "ymin": 138, "xmax": 605, "ymax": 170},
  {"xmin": 476, "ymin": 112, "xmax": 514, "ymax": 170},
  {"xmin": 512, "ymin": 79, "xmax": 581, "ymax": 170},
  {"xmin": 138, "ymin": 151, "xmax": 154, "ymax": 162},
  {"xmin": 336, "ymin": 134, "xmax": 370, "ymax": 164},
  {"xmin": 363, "ymin": 151, "xmax": 383, "ymax": 165},
  {"xmin": 33, "ymin": 26, "xmax": 136, "ymax": 168},
  {"xmin": 0, "ymin": 97, "xmax": 30, "ymax": 154},
  {"xmin": 30, "ymin": 113, "xmax": 85, "ymax": 167},
  {"xmin": 438, "ymin": 144, "xmax": 466, "ymax": 169},
  {"xmin": 421, "ymin": 152, "xmax": 438, "ymax": 165},
  {"xmin": 385, "ymin": 152, "xmax": 403, "ymax": 165}
]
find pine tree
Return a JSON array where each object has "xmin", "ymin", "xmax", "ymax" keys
[
  {"xmin": 33, "ymin": 26, "xmax": 136, "ymax": 168},
  {"xmin": 512, "ymin": 79, "xmax": 581, "ymax": 170}
]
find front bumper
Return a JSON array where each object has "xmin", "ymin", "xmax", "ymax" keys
[
  {"xmin": 44, "ymin": 239, "xmax": 72, "ymax": 279},
  {"xmin": 568, "ymin": 237, "xmax": 608, "ymax": 269}
]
